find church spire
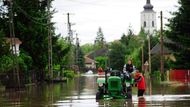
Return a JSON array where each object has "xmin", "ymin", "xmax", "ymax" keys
[
  {"xmin": 144, "ymin": 0, "xmax": 153, "ymax": 10},
  {"xmin": 147, "ymin": 0, "xmax": 150, "ymax": 4}
]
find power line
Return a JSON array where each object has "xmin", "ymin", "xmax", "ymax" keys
[{"xmin": 13, "ymin": 0, "xmax": 50, "ymax": 26}]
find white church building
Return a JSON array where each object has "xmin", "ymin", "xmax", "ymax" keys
[{"xmin": 141, "ymin": 0, "xmax": 157, "ymax": 35}]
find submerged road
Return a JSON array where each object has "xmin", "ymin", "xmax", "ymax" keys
[{"xmin": 0, "ymin": 74, "xmax": 190, "ymax": 107}]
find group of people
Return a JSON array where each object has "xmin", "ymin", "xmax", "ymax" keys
[
  {"xmin": 123, "ymin": 59, "xmax": 146, "ymax": 97},
  {"xmin": 97, "ymin": 59, "xmax": 146, "ymax": 97}
]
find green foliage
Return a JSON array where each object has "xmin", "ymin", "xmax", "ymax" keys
[
  {"xmin": 19, "ymin": 52, "xmax": 33, "ymax": 72},
  {"xmin": 128, "ymin": 48, "xmax": 141, "ymax": 69},
  {"xmin": 165, "ymin": 0, "xmax": 190, "ymax": 69},
  {"xmin": 53, "ymin": 64, "xmax": 61, "ymax": 71},
  {"xmin": 150, "ymin": 71, "xmax": 161, "ymax": 81},
  {"xmin": 53, "ymin": 38, "xmax": 71, "ymax": 65},
  {"xmin": 81, "ymin": 43, "xmax": 94, "ymax": 54},
  {"xmin": 95, "ymin": 27, "xmax": 106, "ymax": 50},
  {"xmin": 95, "ymin": 56, "xmax": 108, "ymax": 69},
  {"xmin": 120, "ymin": 33, "xmax": 131, "ymax": 46},
  {"xmin": 109, "ymin": 41, "xmax": 126, "ymax": 71},
  {"xmin": 0, "ymin": 0, "xmax": 74, "ymax": 82},
  {"xmin": 75, "ymin": 47, "xmax": 85, "ymax": 68},
  {"xmin": 0, "ymin": 53, "xmax": 31, "ymax": 73},
  {"xmin": 0, "ymin": 30, "xmax": 10, "ymax": 56},
  {"xmin": 0, "ymin": 55, "xmax": 14, "ymax": 72},
  {"xmin": 119, "ymin": 27, "xmax": 159, "ymax": 71},
  {"xmin": 121, "ymin": 28, "xmax": 142, "ymax": 69},
  {"xmin": 63, "ymin": 70, "xmax": 75, "ymax": 79}
]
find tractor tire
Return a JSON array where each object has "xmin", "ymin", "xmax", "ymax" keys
[{"xmin": 96, "ymin": 92, "xmax": 102, "ymax": 100}]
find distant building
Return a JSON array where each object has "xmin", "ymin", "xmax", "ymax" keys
[
  {"xmin": 151, "ymin": 43, "xmax": 176, "ymax": 62},
  {"xmin": 5, "ymin": 37, "xmax": 22, "ymax": 55},
  {"xmin": 87, "ymin": 48, "xmax": 108, "ymax": 59},
  {"xmin": 84, "ymin": 56, "xmax": 97, "ymax": 69},
  {"xmin": 141, "ymin": 0, "xmax": 157, "ymax": 35},
  {"xmin": 151, "ymin": 43, "xmax": 171, "ymax": 55},
  {"xmin": 84, "ymin": 48, "xmax": 108, "ymax": 69}
]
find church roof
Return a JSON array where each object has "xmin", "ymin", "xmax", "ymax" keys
[
  {"xmin": 143, "ymin": 0, "xmax": 153, "ymax": 10},
  {"xmin": 5, "ymin": 37, "xmax": 22, "ymax": 45}
]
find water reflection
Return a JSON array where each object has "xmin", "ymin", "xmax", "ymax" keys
[
  {"xmin": 0, "ymin": 74, "xmax": 190, "ymax": 107},
  {"xmin": 138, "ymin": 97, "xmax": 146, "ymax": 107}
]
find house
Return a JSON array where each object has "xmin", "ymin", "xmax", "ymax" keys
[
  {"xmin": 151, "ymin": 43, "xmax": 176, "ymax": 61},
  {"xmin": 151, "ymin": 43, "xmax": 171, "ymax": 55},
  {"xmin": 5, "ymin": 37, "xmax": 22, "ymax": 55},
  {"xmin": 87, "ymin": 48, "xmax": 108, "ymax": 59},
  {"xmin": 84, "ymin": 56, "xmax": 97, "ymax": 69}
]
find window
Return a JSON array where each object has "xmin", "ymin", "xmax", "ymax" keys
[
  {"xmin": 152, "ymin": 21, "xmax": 154, "ymax": 27},
  {"xmin": 144, "ymin": 21, "xmax": 146, "ymax": 27}
]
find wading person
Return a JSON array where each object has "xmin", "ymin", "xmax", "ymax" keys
[{"xmin": 134, "ymin": 70, "xmax": 146, "ymax": 97}]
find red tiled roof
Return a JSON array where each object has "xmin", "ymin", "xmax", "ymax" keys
[
  {"xmin": 5, "ymin": 37, "xmax": 22, "ymax": 45},
  {"xmin": 85, "ymin": 56, "xmax": 97, "ymax": 64}
]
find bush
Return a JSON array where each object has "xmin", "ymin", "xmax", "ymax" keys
[
  {"xmin": 150, "ymin": 71, "xmax": 161, "ymax": 79},
  {"xmin": 63, "ymin": 70, "xmax": 75, "ymax": 79}
]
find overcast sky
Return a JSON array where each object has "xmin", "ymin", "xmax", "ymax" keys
[{"xmin": 52, "ymin": 0, "xmax": 179, "ymax": 45}]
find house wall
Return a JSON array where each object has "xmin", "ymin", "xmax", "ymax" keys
[
  {"xmin": 85, "ymin": 63, "xmax": 96, "ymax": 69},
  {"xmin": 10, "ymin": 44, "xmax": 20, "ymax": 55}
]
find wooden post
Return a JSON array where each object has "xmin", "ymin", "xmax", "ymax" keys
[{"xmin": 160, "ymin": 11, "xmax": 164, "ymax": 81}]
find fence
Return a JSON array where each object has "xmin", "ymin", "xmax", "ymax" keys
[{"xmin": 170, "ymin": 69, "xmax": 190, "ymax": 82}]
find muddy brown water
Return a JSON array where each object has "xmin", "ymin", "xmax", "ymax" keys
[{"xmin": 0, "ymin": 74, "xmax": 190, "ymax": 107}]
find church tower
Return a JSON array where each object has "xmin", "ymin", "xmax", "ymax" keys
[{"xmin": 141, "ymin": 0, "xmax": 157, "ymax": 35}]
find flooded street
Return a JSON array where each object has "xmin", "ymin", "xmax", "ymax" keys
[{"xmin": 0, "ymin": 74, "xmax": 190, "ymax": 107}]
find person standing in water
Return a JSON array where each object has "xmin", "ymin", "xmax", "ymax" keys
[{"xmin": 134, "ymin": 70, "xmax": 146, "ymax": 97}]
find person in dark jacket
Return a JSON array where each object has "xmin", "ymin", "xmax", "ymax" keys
[{"xmin": 123, "ymin": 59, "xmax": 136, "ymax": 74}]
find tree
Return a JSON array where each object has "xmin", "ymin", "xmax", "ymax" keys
[
  {"xmin": 95, "ymin": 27, "xmax": 106, "ymax": 49},
  {"xmin": 81, "ymin": 43, "xmax": 94, "ymax": 54},
  {"xmin": 75, "ymin": 40, "xmax": 85, "ymax": 68},
  {"xmin": 120, "ymin": 33, "xmax": 130, "ymax": 46},
  {"xmin": 109, "ymin": 41, "xmax": 126, "ymax": 71},
  {"xmin": 95, "ymin": 56, "xmax": 108, "ymax": 69},
  {"xmin": 120, "ymin": 27, "xmax": 134, "ymax": 47},
  {"xmin": 0, "ymin": 0, "xmax": 62, "ymax": 81},
  {"xmin": 0, "ymin": 30, "xmax": 10, "ymax": 56},
  {"xmin": 53, "ymin": 38, "xmax": 71, "ymax": 66},
  {"xmin": 165, "ymin": 0, "xmax": 190, "ymax": 69},
  {"xmin": 77, "ymin": 48, "xmax": 85, "ymax": 68}
]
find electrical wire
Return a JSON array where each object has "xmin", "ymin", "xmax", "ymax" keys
[{"xmin": 13, "ymin": 0, "xmax": 51, "ymax": 26}]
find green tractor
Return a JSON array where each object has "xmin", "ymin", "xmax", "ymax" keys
[{"xmin": 96, "ymin": 70, "xmax": 134, "ymax": 100}]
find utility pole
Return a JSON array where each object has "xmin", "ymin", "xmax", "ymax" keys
[
  {"xmin": 8, "ymin": 0, "xmax": 20, "ymax": 89},
  {"xmin": 75, "ymin": 33, "xmax": 79, "ymax": 66},
  {"xmin": 142, "ymin": 44, "xmax": 144, "ymax": 71},
  {"xmin": 148, "ymin": 34, "xmax": 151, "ymax": 73},
  {"xmin": 160, "ymin": 11, "xmax": 164, "ymax": 81},
  {"xmin": 67, "ymin": 13, "xmax": 74, "ymax": 44},
  {"xmin": 65, "ymin": 13, "xmax": 75, "ymax": 66},
  {"xmin": 47, "ymin": 0, "xmax": 53, "ymax": 80}
]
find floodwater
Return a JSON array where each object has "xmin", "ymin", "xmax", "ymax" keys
[{"xmin": 0, "ymin": 74, "xmax": 190, "ymax": 107}]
